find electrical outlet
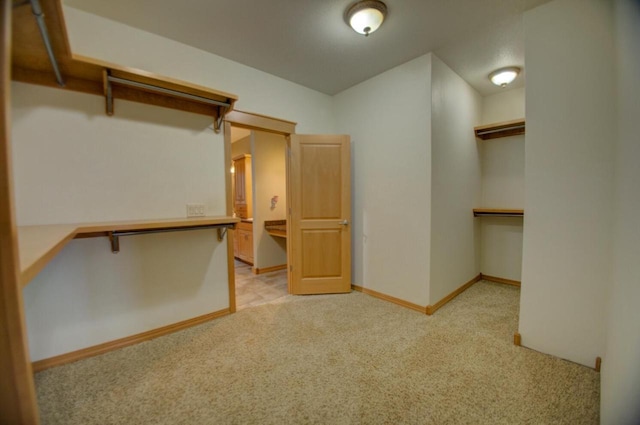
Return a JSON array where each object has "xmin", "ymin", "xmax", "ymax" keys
[{"xmin": 186, "ymin": 203, "xmax": 206, "ymax": 217}]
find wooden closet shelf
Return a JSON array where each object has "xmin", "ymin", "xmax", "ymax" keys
[
  {"xmin": 11, "ymin": 0, "xmax": 237, "ymax": 128},
  {"xmin": 473, "ymin": 209, "xmax": 524, "ymax": 217},
  {"xmin": 18, "ymin": 216, "xmax": 240, "ymax": 286},
  {"xmin": 474, "ymin": 119, "xmax": 525, "ymax": 140}
]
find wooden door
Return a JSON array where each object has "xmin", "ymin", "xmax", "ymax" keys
[{"xmin": 288, "ymin": 135, "xmax": 351, "ymax": 294}]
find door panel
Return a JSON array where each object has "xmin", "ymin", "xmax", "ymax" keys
[
  {"xmin": 300, "ymin": 144, "xmax": 342, "ymax": 219},
  {"xmin": 288, "ymin": 135, "xmax": 351, "ymax": 295},
  {"xmin": 301, "ymin": 230, "xmax": 342, "ymax": 277}
]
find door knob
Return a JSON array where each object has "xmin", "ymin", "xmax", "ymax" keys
[{"xmin": 339, "ymin": 219, "xmax": 349, "ymax": 225}]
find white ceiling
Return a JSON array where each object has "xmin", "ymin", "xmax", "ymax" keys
[{"xmin": 63, "ymin": 0, "xmax": 551, "ymax": 96}]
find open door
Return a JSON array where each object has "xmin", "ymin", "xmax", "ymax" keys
[{"xmin": 287, "ymin": 135, "xmax": 351, "ymax": 294}]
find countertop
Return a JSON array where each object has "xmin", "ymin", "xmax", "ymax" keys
[{"xmin": 264, "ymin": 220, "xmax": 286, "ymax": 238}]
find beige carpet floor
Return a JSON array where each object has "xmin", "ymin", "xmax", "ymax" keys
[{"xmin": 35, "ymin": 281, "xmax": 599, "ymax": 424}]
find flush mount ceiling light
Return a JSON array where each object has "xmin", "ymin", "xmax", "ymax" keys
[
  {"xmin": 489, "ymin": 67, "xmax": 521, "ymax": 87},
  {"xmin": 346, "ymin": 0, "xmax": 387, "ymax": 36}
]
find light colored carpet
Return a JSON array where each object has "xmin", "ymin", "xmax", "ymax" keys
[{"xmin": 35, "ymin": 281, "xmax": 599, "ymax": 424}]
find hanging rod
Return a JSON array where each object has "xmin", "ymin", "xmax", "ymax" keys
[
  {"xmin": 473, "ymin": 209, "xmax": 524, "ymax": 218},
  {"xmin": 108, "ymin": 223, "xmax": 235, "ymax": 253},
  {"xmin": 475, "ymin": 124, "xmax": 525, "ymax": 137},
  {"xmin": 105, "ymin": 74, "xmax": 230, "ymax": 132},
  {"xmin": 106, "ymin": 75, "xmax": 232, "ymax": 108},
  {"xmin": 29, "ymin": 0, "xmax": 65, "ymax": 87}
]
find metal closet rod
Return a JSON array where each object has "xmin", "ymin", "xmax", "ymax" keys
[
  {"xmin": 475, "ymin": 124, "xmax": 525, "ymax": 137},
  {"xmin": 29, "ymin": 0, "xmax": 65, "ymax": 87},
  {"xmin": 106, "ymin": 75, "xmax": 232, "ymax": 108},
  {"xmin": 473, "ymin": 212, "xmax": 524, "ymax": 217},
  {"xmin": 108, "ymin": 223, "xmax": 235, "ymax": 253},
  {"xmin": 110, "ymin": 223, "xmax": 235, "ymax": 238}
]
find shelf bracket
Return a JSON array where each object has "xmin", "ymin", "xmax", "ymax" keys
[
  {"xmin": 109, "ymin": 232, "xmax": 120, "ymax": 253},
  {"xmin": 104, "ymin": 70, "xmax": 114, "ymax": 116},
  {"xmin": 216, "ymin": 227, "xmax": 227, "ymax": 242},
  {"xmin": 213, "ymin": 107, "xmax": 228, "ymax": 134}
]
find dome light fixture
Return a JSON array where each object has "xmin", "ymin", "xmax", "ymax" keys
[
  {"xmin": 346, "ymin": 0, "xmax": 387, "ymax": 37},
  {"xmin": 489, "ymin": 67, "xmax": 521, "ymax": 87}
]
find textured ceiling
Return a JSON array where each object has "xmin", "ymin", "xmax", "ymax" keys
[{"xmin": 63, "ymin": 0, "xmax": 551, "ymax": 96}]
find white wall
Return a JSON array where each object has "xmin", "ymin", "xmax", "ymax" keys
[
  {"xmin": 231, "ymin": 135, "xmax": 251, "ymax": 159},
  {"xmin": 333, "ymin": 54, "xmax": 432, "ymax": 307},
  {"xmin": 481, "ymin": 87, "xmax": 525, "ymax": 125},
  {"xmin": 601, "ymin": 1, "xmax": 640, "ymax": 423},
  {"xmin": 251, "ymin": 131, "xmax": 287, "ymax": 270},
  {"xmin": 520, "ymin": 0, "xmax": 615, "ymax": 367},
  {"xmin": 429, "ymin": 55, "xmax": 482, "ymax": 303},
  {"xmin": 14, "ymin": 84, "xmax": 230, "ymax": 360},
  {"xmin": 12, "ymin": 84, "xmax": 225, "ymax": 224},
  {"xmin": 15, "ymin": 8, "xmax": 335, "ymax": 360},
  {"xmin": 479, "ymin": 88, "xmax": 525, "ymax": 281},
  {"xmin": 63, "ymin": 6, "xmax": 334, "ymax": 135}
]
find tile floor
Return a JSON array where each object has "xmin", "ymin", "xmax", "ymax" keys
[{"xmin": 234, "ymin": 260, "xmax": 290, "ymax": 310}]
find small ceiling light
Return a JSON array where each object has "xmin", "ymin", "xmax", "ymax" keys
[
  {"xmin": 489, "ymin": 67, "xmax": 521, "ymax": 87},
  {"xmin": 346, "ymin": 0, "xmax": 387, "ymax": 37}
]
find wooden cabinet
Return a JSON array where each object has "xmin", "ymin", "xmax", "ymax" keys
[
  {"xmin": 234, "ymin": 221, "xmax": 254, "ymax": 265},
  {"xmin": 233, "ymin": 154, "xmax": 252, "ymax": 219}
]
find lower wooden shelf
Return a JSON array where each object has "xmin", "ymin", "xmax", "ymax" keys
[{"xmin": 18, "ymin": 216, "xmax": 240, "ymax": 286}]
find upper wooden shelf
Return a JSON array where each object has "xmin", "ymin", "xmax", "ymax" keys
[
  {"xmin": 18, "ymin": 216, "xmax": 240, "ymax": 287},
  {"xmin": 474, "ymin": 119, "xmax": 525, "ymax": 140},
  {"xmin": 473, "ymin": 209, "xmax": 524, "ymax": 217},
  {"xmin": 11, "ymin": 0, "xmax": 237, "ymax": 126}
]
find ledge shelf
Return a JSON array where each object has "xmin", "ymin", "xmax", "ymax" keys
[
  {"xmin": 474, "ymin": 119, "xmax": 525, "ymax": 140},
  {"xmin": 473, "ymin": 208, "xmax": 524, "ymax": 218},
  {"xmin": 18, "ymin": 216, "xmax": 240, "ymax": 287}
]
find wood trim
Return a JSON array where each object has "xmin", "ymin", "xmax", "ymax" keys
[
  {"xmin": 32, "ymin": 308, "xmax": 231, "ymax": 372},
  {"xmin": 595, "ymin": 357, "xmax": 602, "ymax": 372},
  {"xmin": 514, "ymin": 332, "xmax": 522, "ymax": 346},
  {"xmin": 224, "ymin": 122, "xmax": 233, "ymax": 218},
  {"xmin": 252, "ymin": 264, "xmax": 287, "ymax": 275},
  {"xmin": 481, "ymin": 274, "xmax": 521, "ymax": 287},
  {"xmin": 225, "ymin": 110, "xmax": 296, "ymax": 135},
  {"xmin": 426, "ymin": 274, "xmax": 482, "ymax": 315},
  {"xmin": 351, "ymin": 284, "xmax": 427, "ymax": 314},
  {"xmin": 0, "ymin": 0, "xmax": 40, "ymax": 421},
  {"xmin": 474, "ymin": 118, "xmax": 525, "ymax": 140},
  {"xmin": 224, "ymin": 122, "xmax": 236, "ymax": 314},
  {"xmin": 227, "ymin": 229, "xmax": 237, "ymax": 314}
]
